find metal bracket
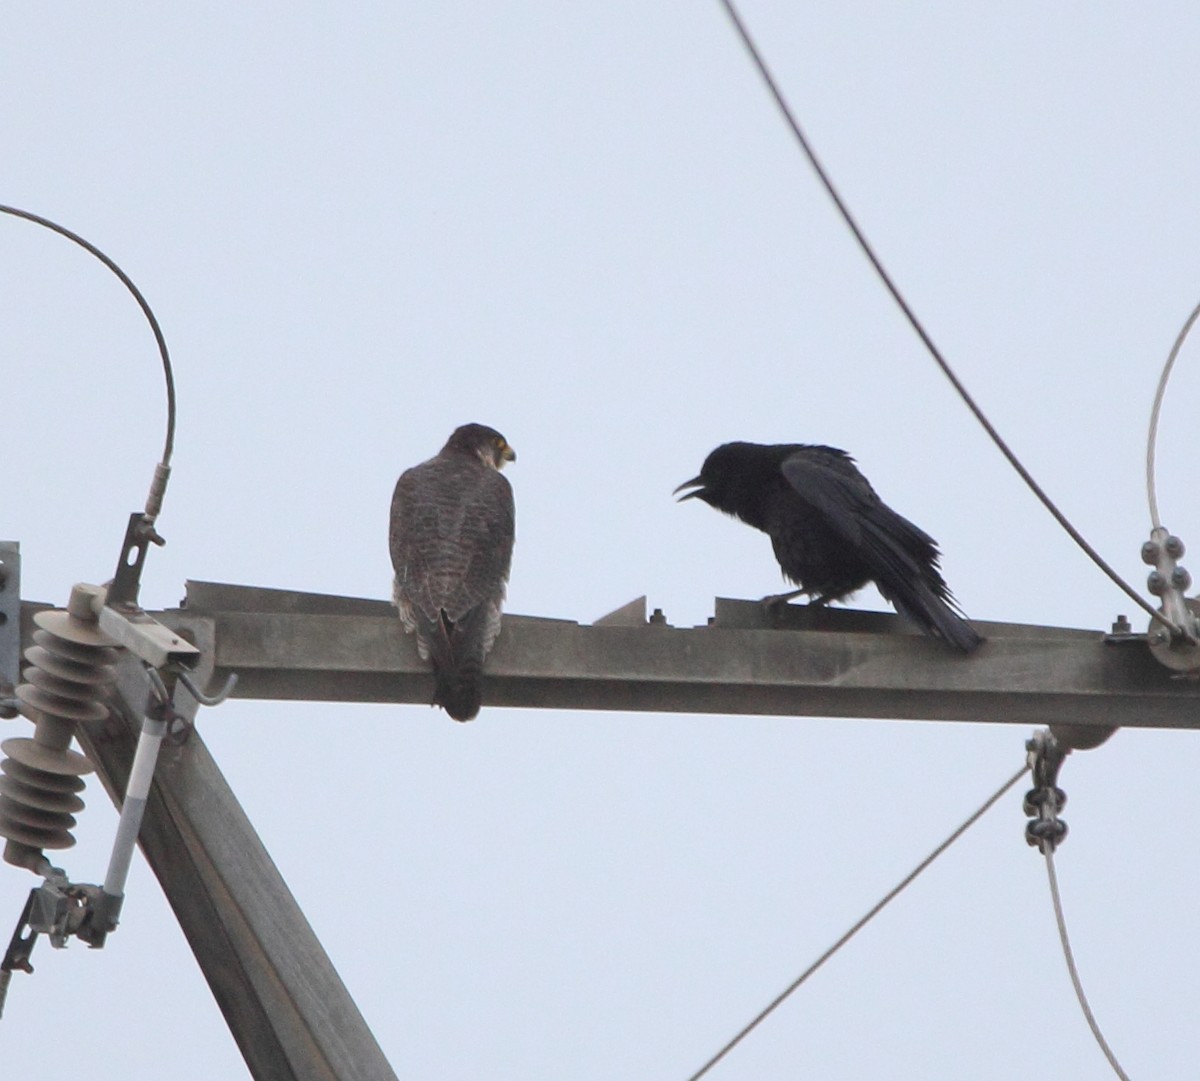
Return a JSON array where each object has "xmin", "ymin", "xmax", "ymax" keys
[
  {"xmin": 1024, "ymin": 729, "xmax": 1069, "ymax": 852},
  {"xmin": 1142, "ymin": 528, "xmax": 1200, "ymax": 672},
  {"xmin": 0, "ymin": 542, "xmax": 19, "ymax": 717},
  {"xmin": 0, "ymin": 866, "xmax": 111, "ymax": 1017},
  {"xmin": 107, "ymin": 512, "xmax": 165, "ymax": 609},
  {"xmin": 98, "ymin": 601, "xmax": 201, "ymax": 670},
  {"xmin": 177, "ymin": 669, "xmax": 237, "ymax": 707},
  {"xmin": 1, "ymin": 889, "xmax": 36, "ymax": 973},
  {"xmin": 1147, "ymin": 597, "xmax": 1200, "ymax": 677},
  {"xmin": 2, "ymin": 870, "xmax": 100, "ymax": 960}
]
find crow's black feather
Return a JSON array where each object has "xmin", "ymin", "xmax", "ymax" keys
[{"xmin": 678, "ymin": 442, "xmax": 981, "ymax": 653}]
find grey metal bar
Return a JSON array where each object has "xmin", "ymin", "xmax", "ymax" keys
[
  {"xmin": 0, "ymin": 542, "xmax": 19, "ymax": 705},
  {"xmin": 153, "ymin": 581, "xmax": 1198, "ymax": 731},
  {"xmin": 93, "ymin": 713, "xmax": 167, "ymax": 940},
  {"xmin": 75, "ymin": 629, "xmax": 397, "ymax": 1081}
]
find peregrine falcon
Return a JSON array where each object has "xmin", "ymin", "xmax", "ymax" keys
[{"xmin": 390, "ymin": 423, "xmax": 517, "ymax": 721}]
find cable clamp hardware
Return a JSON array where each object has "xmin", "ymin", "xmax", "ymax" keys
[
  {"xmin": 1142, "ymin": 528, "xmax": 1200, "ymax": 673},
  {"xmin": 1024, "ymin": 729, "xmax": 1069, "ymax": 853}
]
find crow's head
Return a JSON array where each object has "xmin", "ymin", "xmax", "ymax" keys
[
  {"xmin": 675, "ymin": 442, "xmax": 786, "ymax": 528},
  {"xmin": 674, "ymin": 442, "xmax": 763, "ymax": 510}
]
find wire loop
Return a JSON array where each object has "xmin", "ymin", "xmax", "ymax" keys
[
  {"xmin": 0, "ymin": 205, "xmax": 177, "ymax": 518},
  {"xmin": 1146, "ymin": 295, "xmax": 1200, "ymax": 531}
]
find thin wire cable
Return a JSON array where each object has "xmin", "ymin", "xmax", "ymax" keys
[
  {"xmin": 1146, "ymin": 296, "xmax": 1200, "ymax": 531},
  {"xmin": 0, "ymin": 204, "xmax": 176, "ymax": 467},
  {"xmin": 715, "ymin": 0, "xmax": 1177, "ymax": 636},
  {"xmin": 1042, "ymin": 849, "xmax": 1132, "ymax": 1080},
  {"xmin": 684, "ymin": 763, "xmax": 1030, "ymax": 1081}
]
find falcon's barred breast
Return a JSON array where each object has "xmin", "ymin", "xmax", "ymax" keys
[{"xmin": 389, "ymin": 423, "xmax": 516, "ymax": 721}]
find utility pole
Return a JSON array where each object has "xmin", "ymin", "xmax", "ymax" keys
[
  {"xmin": 80, "ymin": 631, "xmax": 399, "ymax": 1081},
  {"xmin": 10, "ymin": 199, "xmax": 1190, "ymax": 1077},
  {"xmin": 4, "ymin": 575, "xmax": 1198, "ymax": 1079}
]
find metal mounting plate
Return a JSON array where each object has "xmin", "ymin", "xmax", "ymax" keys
[
  {"xmin": 0, "ymin": 542, "xmax": 19, "ymax": 701},
  {"xmin": 1147, "ymin": 596, "xmax": 1200, "ymax": 674}
]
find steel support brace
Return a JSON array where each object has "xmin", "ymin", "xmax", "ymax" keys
[
  {"xmin": 75, "ymin": 634, "xmax": 397, "ymax": 1081},
  {"xmin": 0, "ymin": 542, "xmax": 19, "ymax": 707}
]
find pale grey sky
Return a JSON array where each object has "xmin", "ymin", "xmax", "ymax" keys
[{"xmin": 4, "ymin": 4, "xmax": 1200, "ymax": 1078}]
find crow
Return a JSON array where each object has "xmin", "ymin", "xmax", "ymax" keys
[{"xmin": 675, "ymin": 442, "xmax": 982, "ymax": 652}]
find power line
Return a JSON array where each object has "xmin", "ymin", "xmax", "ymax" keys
[
  {"xmin": 0, "ymin": 204, "xmax": 176, "ymax": 467},
  {"xmin": 1146, "ymin": 295, "xmax": 1200, "ymax": 532},
  {"xmin": 0, "ymin": 204, "xmax": 177, "ymax": 534},
  {"xmin": 714, "ymin": 0, "xmax": 1177, "ymax": 636},
  {"xmin": 683, "ymin": 763, "xmax": 1030, "ymax": 1081},
  {"xmin": 1043, "ymin": 848, "xmax": 1132, "ymax": 1080}
]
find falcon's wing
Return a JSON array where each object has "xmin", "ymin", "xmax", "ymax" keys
[{"xmin": 389, "ymin": 453, "xmax": 515, "ymax": 632}]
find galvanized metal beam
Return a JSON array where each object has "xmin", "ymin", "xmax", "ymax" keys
[
  {"xmin": 145, "ymin": 580, "xmax": 1199, "ymax": 732},
  {"xmin": 75, "ymin": 622, "xmax": 398, "ymax": 1081},
  {"xmin": 0, "ymin": 542, "xmax": 19, "ymax": 708}
]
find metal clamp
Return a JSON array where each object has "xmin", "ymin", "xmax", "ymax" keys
[
  {"xmin": 1143, "ymin": 528, "xmax": 1200, "ymax": 673},
  {"xmin": 1024, "ymin": 729, "xmax": 1069, "ymax": 853},
  {"xmin": 0, "ymin": 869, "xmax": 109, "ymax": 1017},
  {"xmin": 0, "ymin": 542, "xmax": 20, "ymax": 719},
  {"xmin": 177, "ymin": 669, "xmax": 237, "ymax": 708}
]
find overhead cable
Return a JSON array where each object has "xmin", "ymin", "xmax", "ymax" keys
[
  {"xmin": 1146, "ymin": 295, "xmax": 1200, "ymax": 532},
  {"xmin": 1024, "ymin": 730, "xmax": 1132, "ymax": 1080},
  {"xmin": 714, "ymin": 1, "xmax": 1178, "ymax": 636},
  {"xmin": 1043, "ymin": 851, "xmax": 1132, "ymax": 1081},
  {"xmin": 683, "ymin": 763, "xmax": 1029, "ymax": 1081},
  {"xmin": 0, "ymin": 204, "xmax": 177, "ymax": 523}
]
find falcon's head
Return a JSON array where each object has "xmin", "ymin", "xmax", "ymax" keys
[{"xmin": 445, "ymin": 423, "xmax": 517, "ymax": 470}]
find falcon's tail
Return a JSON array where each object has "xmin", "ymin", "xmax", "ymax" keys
[
  {"xmin": 422, "ymin": 607, "xmax": 492, "ymax": 722},
  {"xmin": 433, "ymin": 666, "xmax": 483, "ymax": 723}
]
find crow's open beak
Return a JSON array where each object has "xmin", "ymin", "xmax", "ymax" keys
[{"xmin": 673, "ymin": 476, "xmax": 704, "ymax": 501}]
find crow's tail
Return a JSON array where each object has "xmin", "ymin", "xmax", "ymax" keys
[
  {"xmin": 866, "ymin": 511, "xmax": 983, "ymax": 654},
  {"xmin": 892, "ymin": 581, "xmax": 983, "ymax": 653}
]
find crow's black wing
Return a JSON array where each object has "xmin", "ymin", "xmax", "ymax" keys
[{"xmin": 780, "ymin": 451, "xmax": 981, "ymax": 652}]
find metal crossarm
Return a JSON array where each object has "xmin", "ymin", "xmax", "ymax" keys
[{"xmin": 150, "ymin": 581, "xmax": 1198, "ymax": 732}]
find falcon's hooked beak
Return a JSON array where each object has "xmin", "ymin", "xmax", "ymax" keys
[
  {"xmin": 673, "ymin": 476, "xmax": 705, "ymax": 501},
  {"xmin": 499, "ymin": 441, "xmax": 516, "ymax": 466}
]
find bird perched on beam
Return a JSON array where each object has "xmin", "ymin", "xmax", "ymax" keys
[
  {"xmin": 390, "ymin": 423, "xmax": 517, "ymax": 720},
  {"xmin": 676, "ymin": 441, "xmax": 981, "ymax": 653}
]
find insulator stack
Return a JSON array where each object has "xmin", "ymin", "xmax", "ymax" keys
[{"xmin": 0, "ymin": 585, "xmax": 117, "ymax": 872}]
